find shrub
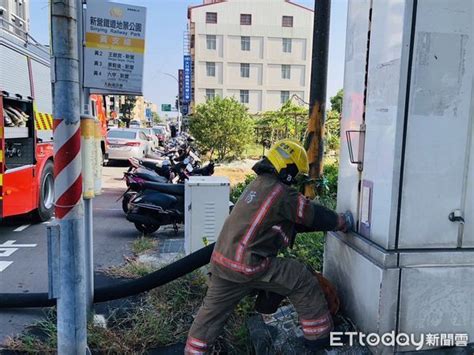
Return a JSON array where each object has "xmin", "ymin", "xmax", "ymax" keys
[
  {"xmin": 230, "ymin": 174, "xmax": 256, "ymax": 203},
  {"xmin": 190, "ymin": 96, "xmax": 255, "ymax": 161}
]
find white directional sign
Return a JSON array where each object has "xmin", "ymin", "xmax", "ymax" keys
[{"xmin": 84, "ymin": 2, "xmax": 146, "ymax": 94}]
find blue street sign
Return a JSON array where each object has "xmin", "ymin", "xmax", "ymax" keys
[
  {"xmin": 146, "ymin": 108, "xmax": 152, "ymax": 121},
  {"xmin": 181, "ymin": 104, "xmax": 189, "ymax": 116},
  {"xmin": 183, "ymin": 55, "xmax": 192, "ymax": 103}
]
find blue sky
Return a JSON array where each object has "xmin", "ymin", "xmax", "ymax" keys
[{"xmin": 29, "ymin": 0, "xmax": 347, "ymax": 116}]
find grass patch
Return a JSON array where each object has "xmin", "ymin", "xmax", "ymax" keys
[
  {"xmin": 243, "ymin": 143, "xmax": 265, "ymax": 160},
  {"xmin": 282, "ymin": 232, "xmax": 326, "ymax": 271},
  {"xmin": 6, "ymin": 273, "xmax": 255, "ymax": 354},
  {"xmin": 132, "ymin": 236, "xmax": 156, "ymax": 255},
  {"xmin": 214, "ymin": 166, "xmax": 255, "ymax": 187},
  {"xmin": 5, "ymin": 310, "xmax": 57, "ymax": 353},
  {"xmin": 104, "ymin": 258, "xmax": 157, "ymax": 279}
]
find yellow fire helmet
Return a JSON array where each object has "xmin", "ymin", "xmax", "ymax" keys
[{"xmin": 266, "ymin": 139, "xmax": 309, "ymax": 180}]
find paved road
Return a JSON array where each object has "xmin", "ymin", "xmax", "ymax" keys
[{"xmin": 0, "ymin": 165, "xmax": 154, "ymax": 344}]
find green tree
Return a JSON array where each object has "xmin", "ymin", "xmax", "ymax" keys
[
  {"xmin": 190, "ymin": 96, "xmax": 254, "ymax": 161},
  {"xmin": 324, "ymin": 109, "xmax": 341, "ymax": 153},
  {"xmin": 151, "ymin": 111, "xmax": 161, "ymax": 124},
  {"xmin": 119, "ymin": 96, "xmax": 137, "ymax": 128},
  {"xmin": 330, "ymin": 89, "xmax": 343, "ymax": 114},
  {"xmin": 256, "ymin": 101, "xmax": 308, "ymax": 145},
  {"xmin": 324, "ymin": 89, "xmax": 343, "ymax": 156}
]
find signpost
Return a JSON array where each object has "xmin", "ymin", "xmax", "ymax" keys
[{"xmin": 84, "ymin": 2, "xmax": 147, "ymax": 94}]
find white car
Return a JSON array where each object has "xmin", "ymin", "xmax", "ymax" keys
[
  {"xmin": 106, "ymin": 128, "xmax": 151, "ymax": 162},
  {"xmin": 129, "ymin": 120, "xmax": 141, "ymax": 128},
  {"xmin": 137, "ymin": 128, "xmax": 160, "ymax": 150},
  {"xmin": 154, "ymin": 123, "xmax": 171, "ymax": 139}
]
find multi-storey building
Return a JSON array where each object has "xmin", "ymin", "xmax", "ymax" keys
[
  {"xmin": 187, "ymin": 0, "xmax": 313, "ymax": 114},
  {"xmin": 0, "ymin": 0, "xmax": 29, "ymax": 35}
]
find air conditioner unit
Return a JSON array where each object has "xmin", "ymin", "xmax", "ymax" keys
[{"xmin": 184, "ymin": 176, "xmax": 230, "ymax": 255}]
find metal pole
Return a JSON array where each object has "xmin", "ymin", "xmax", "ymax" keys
[
  {"xmin": 77, "ymin": 0, "xmax": 94, "ymax": 317},
  {"xmin": 304, "ymin": 0, "xmax": 331, "ymax": 198},
  {"xmin": 162, "ymin": 72, "xmax": 181, "ymax": 132},
  {"xmin": 50, "ymin": 0, "xmax": 87, "ymax": 353}
]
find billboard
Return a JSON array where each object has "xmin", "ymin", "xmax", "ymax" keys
[
  {"xmin": 178, "ymin": 69, "xmax": 184, "ymax": 103},
  {"xmin": 84, "ymin": 2, "xmax": 146, "ymax": 94},
  {"xmin": 183, "ymin": 55, "xmax": 192, "ymax": 103}
]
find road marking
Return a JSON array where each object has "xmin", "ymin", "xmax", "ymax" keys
[
  {"xmin": 13, "ymin": 224, "xmax": 31, "ymax": 232},
  {"xmin": 42, "ymin": 217, "xmax": 55, "ymax": 225},
  {"xmin": 0, "ymin": 240, "xmax": 37, "ymax": 248},
  {"xmin": 93, "ymin": 208, "xmax": 123, "ymax": 211},
  {"xmin": 0, "ymin": 261, "xmax": 13, "ymax": 272},
  {"xmin": 0, "ymin": 248, "xmax": 18, "ymax": 257},
  {"xmin": 0, "ymin": 241, "xmax": 37, "ymax": 272}
]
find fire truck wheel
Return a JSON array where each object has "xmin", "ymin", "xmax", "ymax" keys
[{"xmin": 36, "ymin": 160, "xmax": 55, "ymax": 222}]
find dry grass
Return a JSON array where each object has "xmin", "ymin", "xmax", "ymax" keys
[
  {"xmin": 104, "ymin": 257, "xmax": 157, "ymax": 279},
  {"xmin": 6, "ymin": 273, "xmax": 254, "ymax": 354},
  {"xmin": 214, "ymin": 166, "xmax": 253, "ymax": 186},
  {"xmin": 131, "ymin": 236, "xmax": 157, "ymax": 255}
]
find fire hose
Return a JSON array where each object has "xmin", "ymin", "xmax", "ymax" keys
[{"xmin": 0, "ymin": 243, "xmax": 215, "ymax": 309}]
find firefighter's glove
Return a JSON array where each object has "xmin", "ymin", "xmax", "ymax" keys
[{"xmin": 336, "ymin": 211, "xmax": 354, "ymax": 233}]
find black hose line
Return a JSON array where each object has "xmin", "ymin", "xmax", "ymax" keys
[{"xmin": 0, "ymin": 243, "xmax": 215, "ymax": 309}]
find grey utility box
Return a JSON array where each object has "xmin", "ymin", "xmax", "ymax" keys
[{"xmin": 325, "ymin": 0, "xmax": 474, "ymax": 353}]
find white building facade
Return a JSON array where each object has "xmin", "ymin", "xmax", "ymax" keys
[
  {"xmin": 0, "ymin": 0, "xmax": 30, "ymax": 34},
  {"xmin": 188, "ymin": 0, "xmax": 313, "ymax": 114}
]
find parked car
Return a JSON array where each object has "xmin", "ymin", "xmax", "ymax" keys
[
  {"xmin": 129, "ymin": 120, "xmax": 141, "ymax": 128},
  {"xmin": 154, "ymin": 123, "xmax": 171, "ymax": 139},
  {"xmin": 152, "ymin": 126, "xmax": 167, "ymax": 145},
  {"xmin": 106, "ymin": 128, "xmax": 151, "ymax": 162},
  {"xmin": 137, "ymin": 127, "xmax": 160, "ymax": 150}
]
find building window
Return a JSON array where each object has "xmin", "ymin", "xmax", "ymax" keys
[
  {"xmin": 206, "ymin": 12, "xmax": 217, "ymax": 24},
  {"xmin": 241, "ymin": 36, "xmax": 250, "ymax": 51},
  {"xmin": 240, "ymin": 14, "xmax": 252, "ymax": 25},
  {"xmin": 240, "ymin": 63, "xmax": 250, "ymax": 78},
  {"xmin": 281, "ymin": 64, "xmax": 291, "ymax": 79},
  {"xmin": 206, "ymin": 89, "xmax": 215, "ymax": 101},
  {"xmin": 240, "ymin": 90, "xmax": 249, "ymax": 104},
  {"xmin": 282, "ymin": 16, "xmax": 293, "ymax": 27},
  {"xmin": 206, "ymin": 62, "xmax": 216, "ymax": 77},
  {"xmin": 282, "ymin": 38, "xmax": 292, "ymax": 53},
  {"xmin": 206, "ymin": 35, "xmax": 216, "ymax": 50},
  {"xmin": 281, "ymin": 91, "xmax": 290, "ymax": 104}
]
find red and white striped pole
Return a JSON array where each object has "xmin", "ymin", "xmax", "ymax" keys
[
  {"xmin": 53, "ymin": 118, "xmax": 83, "ymax": 219},
  {"xmin": 51, "ymin": 0, "xmax": 88, "ymax": 353}
]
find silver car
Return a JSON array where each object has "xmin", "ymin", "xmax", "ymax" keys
[{"xmin": 106, "ymin": 128, "xmax": 150, "ymax": 162}]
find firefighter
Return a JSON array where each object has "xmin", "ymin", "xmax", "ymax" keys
[{"xmin": 185, "ymin": 140, "xmax": 352, "ymax": 354}]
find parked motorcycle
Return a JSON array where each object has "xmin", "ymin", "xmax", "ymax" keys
[
  {"xmin": 125, "ymin": 177, "xmax": 233, "ymax": 234},
  {"xmin": 126, "ymin": 181, "xmax": 185, "ymax": 234},
  {"xmin": 121, "ymin": 159, "xmax": 215, "ymax": 213}
]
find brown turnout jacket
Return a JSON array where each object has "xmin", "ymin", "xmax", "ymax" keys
[{"xmin": 210, "ymin": 160, "xmax": 339, "ymax": 283}]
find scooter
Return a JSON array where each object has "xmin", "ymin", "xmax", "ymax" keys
[
  {"xmin": 121, "ymin": 160, "xmax": 215, "ymax": 214},
  {"xmin": 126, "ymin": 180, "xmax": 185, "ymax": 234},
  {"xmin": 125, "ymin": 176, "xmax": 234, "ymax": 235}
]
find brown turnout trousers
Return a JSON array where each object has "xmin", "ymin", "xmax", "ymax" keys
[
  {"xmin": 186, "ymin": 259, "xmax": 331, "ymax": 354},
  {"xmin": 185, "ymin": 169, "xmax": 339, "ymax": 354}
]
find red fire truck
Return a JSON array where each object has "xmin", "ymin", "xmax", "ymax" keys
[{"xmin": 0, "ymin": 21, "xmax": 107, "ymax": 221}]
